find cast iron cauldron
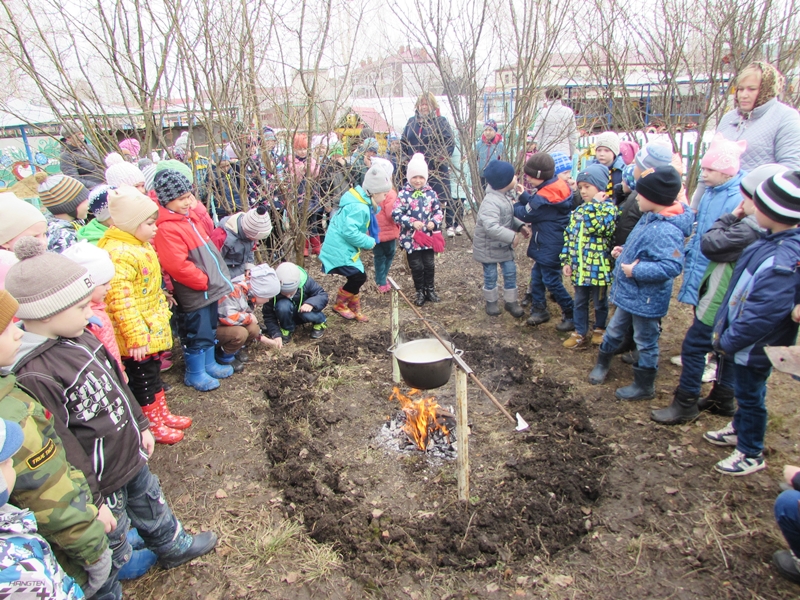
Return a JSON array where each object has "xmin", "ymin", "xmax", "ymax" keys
[{"xmin": 390, "ymin": 338, "xmax": 463, "ymax": 390}]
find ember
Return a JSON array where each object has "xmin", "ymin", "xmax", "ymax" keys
[{"xmin": 388, "ymin": 387, "xmax": 455, "ymax": 453}]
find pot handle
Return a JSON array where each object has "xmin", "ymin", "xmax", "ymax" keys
[
  {"xmin": 387, "ymin": 343, "xmax": 397, "ymax": 354},
  {"xmin": 454, "ymin": 348, "xmax": 464, "ymax": 356}
]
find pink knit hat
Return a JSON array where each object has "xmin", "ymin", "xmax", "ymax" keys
[{"xmin": 700, "ymin": 134, "xmax": 747, "ymax": 176}]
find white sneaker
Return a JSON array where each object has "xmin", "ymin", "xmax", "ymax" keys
[
  {"xmin": 702, "ymin": 357, "xmax": 718, "ymax": 383},
  {"xmin": 455, "ymin": 225, "xmax": 464, "ymax": 236},
  {"xmin": 714, "ymin": 449, "xmax": 766, "ymax": 476},
  {"xmin": 446, "ymin": 227, "xmax": 455, "ymax": 238},
  {"xmin": 670, "ymin": 355, "xmax": 682, "ymax": 366},
  {"xmin": 703, "ymin": 421, "xmax": 737, "ymax": 447}
]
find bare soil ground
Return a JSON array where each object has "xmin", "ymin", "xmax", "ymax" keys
[{"xmin": 127, "ymin": 234, "xmax": 800, "ymax": 599}]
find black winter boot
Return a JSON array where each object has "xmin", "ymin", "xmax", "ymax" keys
[
  {"xmin": 556, "ymin": 311, "xmax": 575, "ymax": 332},
  {"xmin": 697, "ymin": 383, "xmax": 736, "ymax": 416},
  {"xmin": 521, "ymin": 291, "xmax": 532, "ymax": 307},
  {"xmin": 588, "ymin": 351, "xmax": 613, "ymax": 385},
  {"xmin": 483, "ymin": 287, "xmax": 501, "ymax": 316},
  {"xmin": 527, "ymin": 304, "xmax": 550, "ymax": 326},
  {"xmin": 157, "ymin": 526, "xmax": 218, "ymax": 570},
  {"xmin": 415, "ymin": 289, "xmax": 426, "ymax": 307},
  {"xmin": 503, "ymin": 288, "xmax": 524, "ymax": 318},
  {"xmin": 651, "ymin": 387, "xmax": 700, "ymax": 424},
  {"xmin": 425, "ymin": 286, "xmax": 441, "ymax": 303},
  {"xmin": 615, "ymin": 366, "xmax": 657, "ymax": 401}
]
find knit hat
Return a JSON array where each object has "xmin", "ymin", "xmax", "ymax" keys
[
  {"xmin": 362, "ymin": 164, "xmax": 392, "ymax": 195},
  {"xmin": 263, "ymin": 128, "xmax": 277, "ymax": 141},
  {"xmin": 0, "ymin": 193, "xmax": 46, "ymax": 247},
  {"xmin": 483, "ymin": 161, "xmax": 515, "ymax": 190},
  {"xmin": 622, "ymin": 164, "xmax": 637, "ymax": 191},
  {"xmin": 635, "ymin": 166, "xmax": 682, "ymax": 206},
  {"xmin": 619, "ymin": 140, "xmax": 640, "ymax": 166},
  {"xmin": 62, "ymin": 240, "xmax": 115, "ymax": 286},
  {"xmin": 362, "ymin": 137, "xmax": 379, "ymax": 154},
  {"xmin": 105, "ymin": 153, "xmax": 145, "ymax": 188},
  {"xmin": 108, "ymin": 186, "xmax": 159, "ymax": 234},
  {"xmin": 700, "ymin": 134, "xmax": 747, "ymax": 176},
  {"xmin": 5, "ymin": 237, "xmax": 94, "ymax": 320},
  {"xmin": 524, "ymin": 153, "xmax": 555, "ymax": 180},
  {"xmin": 406, "ymin": 153, "xmax": 428, "ymax": 182},
  {"xmin": 484, "ymin": 119, "xmax": 498, "ymax": 132},
  {"xmin": 87, "ymin": 185, "xmax": 114, "ymax": 222},
  {"xmin": 635, "ymin": 143, "xmax": 673, "ymax": 172},
  {"xmin": 239, "ymin": 205, "xmax": 273, "ymax": 240},
  {"xmin": 329, "ymin": 142, "xmax": 344, "ymax": 157},
  {"xmin": 387, "ymin": 131, "xmax": 400, "ymax": 143},
  {"xmin": 0, "ymin": 290, "xmax": 18, "ymax": 332},
  {"xmin": 594, "ymin": 131, "xmax": 621, "ymax": 156},
  {"xmin": 371, "ymin": 157, "xmax": 394, "ymax": 177},
  {"xmin": 576, "ymin": 164, "xmax": 610, "ymax": 193},
  {"xmin": 155, "ymin": 159, "xmax": 193, "ymax": 182},
  {"xmin": 275, "ymin": 262, "xmax": 301, "ymax": 295},
  {"xmin": 741, "ymin": 163, "xmax": 788, "ymax": 198},
  {"xmin": 0, "ymin": 419, "xmax": 24, "ymax": 504},
  {"xmin": 141, "ymin": 164, "xmax": 157, "ymax": 192},
  {"xmin": 249, "ymin": 264, "xmax": 280, "ymax": 299},
  {"xmin": 153, "ymin": 170, "xmax": 193, "ymax": 206},
  {"xmin": 550, "ymin": 151, "xmax": 572, "ymax": 176},
  {"xmin": 753, "ymin": 170, "xmax": 800, "ymax": 225},
  {"xmin": 137, "ymin": 158, "xmax": 153, "ymax": 170},
  {"xmin": 118, "ymin": 138, "xmax": 141, "ymax": 158},
  {"xmin": 34, "ymin": 172, "xmax": 89, "ymax": 217}
]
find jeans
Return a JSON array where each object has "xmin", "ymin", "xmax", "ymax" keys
[
  {"xmin": 775, "ymin": 490, "xmax": 800, "ymax": 557},
  {"xmin": 93, "ymin": 465, "xmax": 180, "ymax": 600},
  {"xmin": 373, "ymin": 240, "xmax": 397, "ymax": 286},
  {"xmin": 177, "ymin": 303, "xmax": 218, "ymax": 353},
  {"xmin": 678, "ymin": 316, "xmax": 735, "ymax": 395},
  {"xmin": 599, "ymin": 307, "xmax": 661, "ymax": 369},
  {"xmin": 407, "ymin": 249, "xmax": 435, "ymax": 291},
  {"xmin": 731, "ymin": 363, "xmax": 772, "ymax": 457},
  {"xmin": 530, "ymin": 263, "xmax": 573, "ymax": 314},
  {"xmin": 573, "ymin": 285, "xmax": 608, "ymax": 337},
  {"xmin": 482, "ymin": 261, "xmax": 517, "ymax": 290},
  {"xmin": 273, "ymin": 297, "xmax": 326, "ymax": 334}
]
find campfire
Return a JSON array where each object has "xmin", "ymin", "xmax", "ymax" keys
[{"xmin": 383, "ymin": 387, "xmax": 457, "ymax": 458}]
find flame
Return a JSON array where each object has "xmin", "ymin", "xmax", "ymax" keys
[{"xmin": 390, "ymin": 387, "xmax": 450, "ymax": 451}]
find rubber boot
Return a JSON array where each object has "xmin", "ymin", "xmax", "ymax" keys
[
  {"xmin": 154, "ymin": 389, "xmax": 192, "ymax": 430},
  {"xmin": 415, "ymin": 289, "xmax": 426, "ymax": 307},
  {"xmin": 621, "ymin": 349, "xmax": 639, "ymax": 365},
  {"xmin": 588, "ymin": 351, "xmax": 613, "ymax": 385},
  {"xmin": 425, "ymin": 286, "xmax": 441, "ymax": 303},
  {"xmin": 650, "ymin": 387, "xmax": 700, "ymax": 424},
  {"xmin": 332, "ymin": 288, "xmax": 356, "ymax": 319},
  {"xmin": 309, "ymin": 235, "xmax": 322, "ymax": 255},
  {"xmin": 118, "ymin": 548, "xmax": 158, "ymax": 580},
  {"xmin": 140, "ymin": 402, "xmax": 184, "ymax": 444},
  {"xmin": 697, "ymin": 383, "xmax": 736, "ymax": 416},
  {"xmin": 556, "ymin": 310, "xmax": 575, "ymax": 332},
  {"xmin": 483, "ymin": 287, "xmax": 501, "ymax": 316},
  {"xmin": 216, "ymin": 347, "xmax": 244, "ymax": 373},
  {"xmin": 615, "ymin": 366, "xmax": 657, "ymax": 401},
  {"xmin": 156, "ymin": 525, "xmax": 218, "ymax": 570},
  {"xmin": 204, "ymin": 347, "xmax": 234, "ymax": 379},
  {"xmin": 183, "ymin": 350, "xmax": 220, "ymax": 392},
  {"xmin": 347, "ymin": 294, "xmax": 369, "ymax": 322},
  {"xmin": 503, "ymin": 288, "xmax": 524, "ymax": 318},
  {"xmin": 527, "ymin": 304, "xmax": 550, "ymax": 326},
  {"xmin": 235, "ymin": 347, "xmax": 250, "ymax": 363}
]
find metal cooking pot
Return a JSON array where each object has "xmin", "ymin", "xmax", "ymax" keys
[{"xmin": 390, "ymin": 338, "xmax": 463, "ymax": 390}]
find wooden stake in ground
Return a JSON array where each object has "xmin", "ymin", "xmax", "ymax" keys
[
  {"xmin": 391, "ymin": 288, "xmax": 400, "ymax": 383},
  {"xmin": 455, "ymin": 367, "xmax": 469, "ymax": 502}
]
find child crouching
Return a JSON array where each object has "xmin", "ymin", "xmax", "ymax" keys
[{"xmin": 262, "ymin": 262, "xmax": 328, "ymax": 346}]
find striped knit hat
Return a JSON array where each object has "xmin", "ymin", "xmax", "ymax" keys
[
  {"xmin": 88, "ymin": 184, "xmax": 114, "ymax": 222},
  {"xmin": 753, "ymin": 171, "xmax": 800, "ymax": 225},
  {"xmin": 5, "ymin": 237, "xmax": 94, "ymax": 320},
  {"xmin": 34, "ymin": 171, "xmax": 89, "ymax": 217}
]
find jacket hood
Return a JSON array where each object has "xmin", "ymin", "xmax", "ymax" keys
[
  {"xmin": 649, "ymin": 202, "xmax": 694, "ymax": 236},
  {"xmin": 222, "ymin": 213, "xmax": 249, "ymax": 241},
  {"xmin": 339, "ymin": 186, "xmax": 373, "ymax": 210},
  {"xmin": 98, "ymin": 226, "xmax": 144, "ymax": 248},
  {"xmin": 481, "ymin": 132, "xmax": 503, "ymax": 145},
  {"xmin": 12, "ymin": 329, "xmax": 56, "ymax": 372}
]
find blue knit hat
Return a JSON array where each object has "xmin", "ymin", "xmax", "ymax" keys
[
  {"xmin": 483, "ymin": 160, "xmax": 515, "ymax": 190},
  {"xmin": 551, "ymin": 152, "xmax": 572, "ymax": 176},
  {"xmin": 622, "ymin": 164, "xmax": 637, "ymax": 191},
  {"xmin": 88, "ymin": 184, "xmax": 115, "ymax": 221},
  {"xmin": 576, "ymin": 163, "xmax": 609, "ymax": 193},
  {"xmin": 635, "ymin": 143, "xmax": 672, "ymax": 172},
  {"xmin": 484, "ymin": 119, "xmax": 498, "ymax": 132}
]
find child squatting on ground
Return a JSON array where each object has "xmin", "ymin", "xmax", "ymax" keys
[
  {"xmin": 588, "ymin": 166, "xmax": 693, "ymax": 400},
  {"xmin": 5, "ymin": 239, "xmax": 218, "ymax": 599},
  {"xmin": 472, "ymin": 160, "xmax": 530, "ymax": 317},
  {"xmin": 262, "ymin": 262, "xmax": 328, "ymax": 346}
]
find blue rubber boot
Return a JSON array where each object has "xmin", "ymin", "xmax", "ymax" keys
[
  {"xmin": 184, "ymin": 350, "xmax": 220, "ymax": 392},
  {"xmin": 204, "ymin": 347, "xmax": 234, "ymax": 379},
  {"xmin": 118, "ymin": 548, "xmax": 158, "ymax": 580},
  {"xmin": 127, "ymin": 528, "xmax": 145, "ymax": 550}
]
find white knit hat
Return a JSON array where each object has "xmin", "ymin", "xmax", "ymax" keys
[
  {"xmin": 594, "ymin": 131, "xmax": 621, "ymax": 157},
  {"xmin": 249, "ymin": 264, "xmax": 280, "ymax": 298},
  {"xmin": 406, "ymin": 153, "xmax": 428, "ymax": 182},
  {"xmin": 0, "ymin": 193, "xmax": 46, "ymax": 247},
  {"xmin": 62, "ymin": 240, "xmax": 115, "ymax": 285},
  {"xmin": 275, "ymin": 262, "xmax": 302, "ymax": 295},
  {"xmin": 105, "ymin": 153, "xmax": 145, "ymax": 188}
]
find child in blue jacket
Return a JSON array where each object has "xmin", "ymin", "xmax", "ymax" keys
[
  {"xmin": 704, "ymin": 170, "xmax": 800, "ymax": 476},
  {"xmin": 514, "ymin": 153, "xmax": 574, "ymax": 330},
  {"xmin": 262, "ymin": 262, "xmax": 328, "ymax": 346},
  {"xmin": 588, "ymin": 166, "xmax": 693, "ymax": 400}
]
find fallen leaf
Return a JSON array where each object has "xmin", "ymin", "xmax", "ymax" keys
[
  {"xmin": 215, "ymin": 489, "xmax": 228, "ymax": 499},
  {"xmin": 281, "ymin": 572, "xmax": 299, "ymax": 584},
  {"xmin": 552, "ymin": 574, "xmax": 573, "ymax": 587},
  {"xmin": 372, "ymin": 509, "xmax": 384, "ymax": 519},
  {"xmin": 516, "ymin": 576, "xmax": 530, "ymax": 586},
  {"xmin": 581, "ymin": 506, "xmax": 592, "ymax": 515},
  {"xmin": 298, "ymin": 448, "xmax": 309, "ymax": 459},
  {"xmin": 664, "ymin": 486, "xmax": 679, "ymax": 495},
  {"xmin": 486, "ymin": 582, "xmax": 499, "ymax": 593}
]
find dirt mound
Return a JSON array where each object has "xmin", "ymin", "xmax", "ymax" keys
[{"xmin": 261, "ymin": 333, "xmax": 610, "ymax": 578}]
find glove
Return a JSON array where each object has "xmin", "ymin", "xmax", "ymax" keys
[{"xmin": 82, "ymin": 548, "xmax": 113, "ymax": 598}]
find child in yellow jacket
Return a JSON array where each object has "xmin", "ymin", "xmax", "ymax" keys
[{"xmin": 98, "ymin": 186, "xmax": 191, "ymax": 445}]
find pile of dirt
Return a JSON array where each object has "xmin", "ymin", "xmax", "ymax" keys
[{"xmin": 261, "ymin": 333, "xmax": 610, "ymax": 579}]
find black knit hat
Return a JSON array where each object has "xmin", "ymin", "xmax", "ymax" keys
[
  {"xmin": 153, "ymin": 169, "xmax": 193, "ymax": 206},
  {"xmin": 635, "ymin": 166, "xmax": 682, "ymax": 206},
  {"xmin": 753, "ymin": 170, "xmax": 800, "ymax": 225},
  {"xmin": 524, "ymin": 153, "xmax": 555, "ymax": 181}
]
